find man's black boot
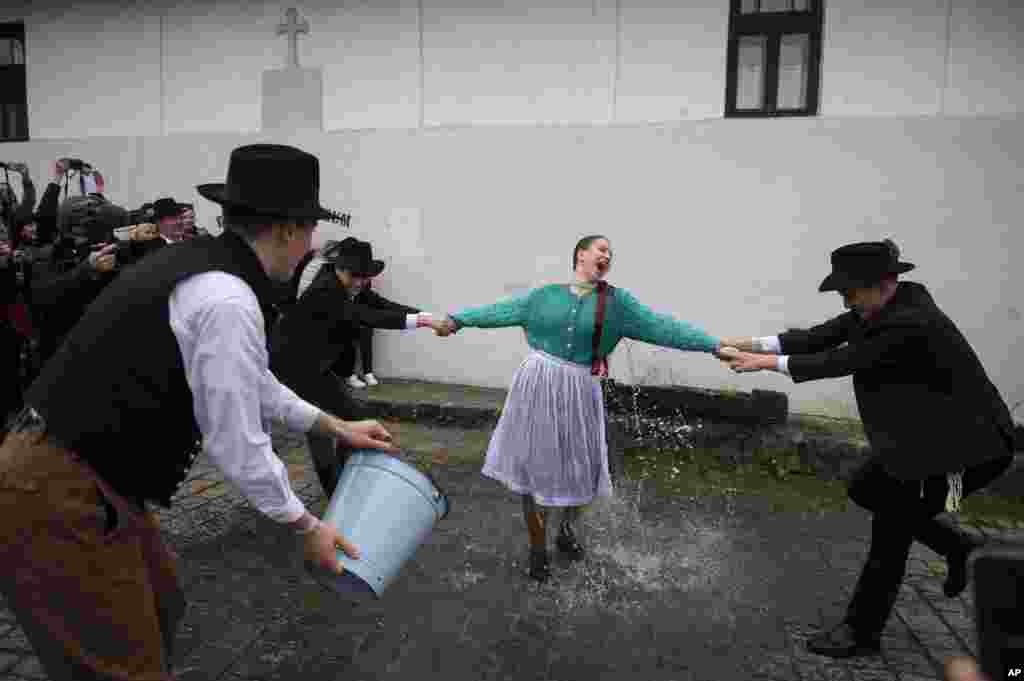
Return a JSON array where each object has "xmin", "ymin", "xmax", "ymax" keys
[
  {"xmin": 807, "ymin": 623, "xmax": 882, "ymax": 659},
  {"xmin": 528, "ymin": 547, "xmax": 551, "ymax": 582},
  {"xmin": 943, "ymin": 531, "xmax": 985, "ymax": 597}
]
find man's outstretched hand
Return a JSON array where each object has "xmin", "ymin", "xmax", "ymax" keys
[{"xmin": 718, "ymin": 346, "xmax": 775, "ymax": 373}]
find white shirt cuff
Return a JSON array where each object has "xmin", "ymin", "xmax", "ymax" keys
[
  {"xmin": 293, "ymin": 401, "xmax": 321, "ymax": 434},
  {"xmin": 273, "ymin": 497, "xmax": 309, "ymax": 524},
  {"xmin": 776, "ymin": 355, "xmax": 790, "ymax": 375},
  {"xmin": 406, "ymin": 313, "xmax": 421, "ymax": 330},
  {"xmin": 756, "ymin": 335, "xmax": 782, "ymax": 354}
]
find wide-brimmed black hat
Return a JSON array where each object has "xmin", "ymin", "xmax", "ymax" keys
[
  {"xmin": 197, "ymin": 144, "xmax": 348, "ymax": 224},
  {"xmin": 818, "ymin": 240, "xmax": 915, "ymax": 292},
  {"xmin": 325, "ymin": 237, "xmax": 385, "ymax": 277}
]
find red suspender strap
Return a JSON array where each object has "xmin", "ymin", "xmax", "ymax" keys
[{"xmin": 591, "ymin": 281, "xmax": 609, "ymax": 377}]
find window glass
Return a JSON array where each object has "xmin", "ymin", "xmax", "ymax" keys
[
  {"xmin": 737, "ymin": 35, "xmax": 767, "ymax": 110},
  {"xmin": 778, "ymin": 33, "xmax": 810, "ymax": 109}
]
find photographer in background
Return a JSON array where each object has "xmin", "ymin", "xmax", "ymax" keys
[
  {"xmin": 1, "ymin": 162, "xmax": 38, "ymax": 432},
  {"xmin": 154, "ymin": 197, "xmax": 187, "ymax": 244},
  {"xmin": 179, "ymin": 202, "xmax": 208, "ymax": 238},
  {"xmin": 32, "ymin": 194, "xmax": 129, "ymax": 366}
]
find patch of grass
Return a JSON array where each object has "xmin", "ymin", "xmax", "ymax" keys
[
  {"xmin": 789, "ymin": 413, "xmax": 866, "ymax": 441},
  {"xmin": 360, "ymin": 381, "xmax": 506, "ymax": 409},
  {"xmin": 959, "ymin": 493, "xmax": 1024, "ymax": 529},
  {"xmin": 624, "ymin": 445, "xmax": 1024, "ymax": 528},
  {"xmin": 382, "ymin": 419, "xmax": 490, "ymax": 471},
  {"xmin": 623, "ymin": 445, "xmax": 850, "ymax": 514}
]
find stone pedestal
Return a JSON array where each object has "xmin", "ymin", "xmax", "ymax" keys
[{"xmin": 261, "ymin": 67, "xmax": 322, "ymax": 132}]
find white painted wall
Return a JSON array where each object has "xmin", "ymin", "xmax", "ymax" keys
[
  {"xmin": 946, "ymin": 0, "xmax": 1024, "ymax": 116},
  {"xmin": 26, "ymin": 1, "xmax": 163, "ymax": 138},
  {"xmin": 423, "ymin": 0, "xmax": 617, "ymax": 125},
  {"xmin": 3, "ymin": 1, "xmax": 1023, "ymax": 420},
  {"xmin": 820, "ymin": 0, "xmax": 948, "ymax": 116},
  {"xmin": 616, "ymin": 3, "xmax": 729, "ymax": 123},
  {"xmin": 14, "ymin": 0, "xmax": 1024, "ymax": 137}
]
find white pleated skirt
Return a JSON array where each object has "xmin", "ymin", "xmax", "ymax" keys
[{"xmin": 481, "ymin": 349, "xmax": 613, "ymax": 507}]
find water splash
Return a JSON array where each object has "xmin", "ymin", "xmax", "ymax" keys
[
  {"xmin": 520, "ymin": 377, "xmax": 743, "ymax": 627},
  {"xmin": 534, "ymin": 477, "xmax": 735, "ymax": 623}
]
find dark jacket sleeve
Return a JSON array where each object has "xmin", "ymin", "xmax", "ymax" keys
[
  {"xmin": 34, "ymin": 182, "xmax": 61, "ymax": 244},
  {"xmin": 270, "ymin": 284, "xmax": 407, "ymax": 417},
  {"xmin": 356, "ymin": 288, "xmax": 420, "ymax": 316},
  {"xmin": 31, "ymin": 261, "xmax": 117, "ymax": 355},
  {"xmin": 125, "ymin": 237, "xmax": 166, "ymax": 263},
  {"xmin": 786, "ymin": 315, "xmax": 927, "ymax": 383},
  {"xmin": 13, "ymin": 178, "xmax": 36, "ymax": 228},
  {"xmin": 777, "ymin": 312, "xmax": 856, "ymax": 355}
]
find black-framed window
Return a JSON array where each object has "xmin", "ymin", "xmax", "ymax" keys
[
  {"xmin": 725, "ymin": 1, "xmax": 823, "ymax": 117},
  {"xmin": 0, "ymin": 23, "xmax": 28, "ymax": 142}
]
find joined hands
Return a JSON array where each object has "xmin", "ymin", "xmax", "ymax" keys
[
  {"xmin": 716, "ymin": 337, "xmax": 777, "ymax": 374},
  {"xmin": 417, "ymin": 313, "xmax": 459, "ymax": 337}
]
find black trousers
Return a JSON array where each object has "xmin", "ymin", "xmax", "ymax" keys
[
  {"xmin": 334, "ymin": 326, "xmax": 374, "ymax": 378},
  {"xmin": 307, "ymin": 432, "xmax": 351, "ymax": 500},
  {"xmin": 844, "ymin": 452, "xmax": 1013, "ymax": 634}
]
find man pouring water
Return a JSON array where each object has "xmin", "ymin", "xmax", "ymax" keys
[{"xmin": 0, "ymin": 144, "xmax": 395, "ymax": 680}]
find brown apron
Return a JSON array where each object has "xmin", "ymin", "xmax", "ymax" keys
[{"xmin": 0, "ymin": 424, "xmax": 186, "ymax": 680}]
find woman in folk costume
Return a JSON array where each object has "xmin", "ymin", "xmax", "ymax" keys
[{"xmin": 443, "ymin": 235, "xmax": 723, "ymax": 581}]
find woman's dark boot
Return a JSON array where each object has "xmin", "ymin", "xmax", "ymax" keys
[
  {"xmin": 528, "ymin": 547, "xmax": 551, "ymax": 582},
  {"xmin": 556, "ymin": 520, "xmax": 585, "ymax": 561}
]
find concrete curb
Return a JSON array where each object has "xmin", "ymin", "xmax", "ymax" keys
[{"xmin": 352, "ymin": 385, "xmax": 1023, "ymax": 500}]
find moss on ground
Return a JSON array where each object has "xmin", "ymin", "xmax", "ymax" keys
[
  {"xmin": 624, "ymin": 445, "xmax": 852, "ymax": 514},
  {"xmin": 624, "ymin": 445, "xmax": 1024, "ymax": 527}
]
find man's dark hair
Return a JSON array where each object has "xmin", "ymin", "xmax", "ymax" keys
[
  {"xmin": 221, "ymin": 207, "xmax": 278, "ymax": 240},
  {"xmin": 572, "ymin": 234, "xmax": 609, "ymax": 269}
]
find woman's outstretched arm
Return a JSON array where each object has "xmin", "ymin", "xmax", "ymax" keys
[
  {"xmin": 619, "ymin": 288, "xmax": 720, "ymax": 353},
  {"xmin": 447, "ymin": 288, "xmax": 535, "ymax": 331}
]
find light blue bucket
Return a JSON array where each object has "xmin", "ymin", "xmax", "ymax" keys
[{"xmin": 307, "ymin": 450, "xmax": 449, "ymax": 598}]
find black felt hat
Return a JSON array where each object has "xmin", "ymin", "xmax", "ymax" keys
[
  {"xmin": 818, "ymin": 240, "xmax": 915, "ymax": 292},
  {"xmin": 197, "ymin": 144, "xmax": 348, "ymax": 225},
  {"xmin": 325, "ymin": 237, "xmax": 385, "ymax": 277}
]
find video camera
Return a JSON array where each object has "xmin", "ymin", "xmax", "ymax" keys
[
  {"xmin": 52, "ymin": 197, "xmax": 132, "ymax": 273},
  {"xmin": 63, "ymin": 158, "xmax": 94, "ymax": 174}
]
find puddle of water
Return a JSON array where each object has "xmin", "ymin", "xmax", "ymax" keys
[
  {"xmin": 531, "ymin": 478, "xmax": 738, "ymax": 623},
  {"xmin": 443, "ymin": 566, "xmax": 488, "ymax": 592}
]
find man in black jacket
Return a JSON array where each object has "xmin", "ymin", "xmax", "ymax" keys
[
  {"xmin": 271, "ymin": 237, "xmax": 445, "ymax": 497},
  {"xmin": 720, "ymin": 239, "xmax": 1015, "ymax": 659}
]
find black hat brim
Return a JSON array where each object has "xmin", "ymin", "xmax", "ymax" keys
[
  {"xmin": 196, "ymin": 183, "xmax": 338, "ymax": 223},
  {"xmin": 818, "ymin": 262, "xmax": 915, "ymax": 292},
  {"xmin": 331, "ymin": 256, "xmax": 385, "ymax": 277}
]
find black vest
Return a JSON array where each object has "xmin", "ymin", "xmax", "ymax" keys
[{"xmin": 26, "ymin": 230, "xmax": 281, "ymax": 507}]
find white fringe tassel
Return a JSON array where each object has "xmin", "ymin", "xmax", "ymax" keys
[
  {"xmin": 920, "ymin": 471, "xmax": 964, "ymax": 513},
  {"xmin": 945, "ymin": 471, "xmax": 963, "ymax": 513}
]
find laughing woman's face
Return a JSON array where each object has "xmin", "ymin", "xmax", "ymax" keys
[{"xmin": 577, "ymin": 238, "xmax": 612, "ymax": 281}]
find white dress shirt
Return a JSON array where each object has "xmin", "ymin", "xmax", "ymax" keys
[
  {"xmin": 297, "ymin": 253, "xmax": 328, "ymax": 299},
  {"xmin": 754, "ymin": 335, "xmax": 790, "ymax": 375},
  {"xmin": 169, "ymin": 271, "xmax": 320, "ymax": 523}
]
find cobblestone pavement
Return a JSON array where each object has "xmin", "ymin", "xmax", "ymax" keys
[{"xmin": 0, "ymin": 425, "xmax": 1020, "ymax": 681}]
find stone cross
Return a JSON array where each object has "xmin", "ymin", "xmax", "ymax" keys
[{"xmin": 276, "ymin": 7, "xmax": 309, "ymax": 69}]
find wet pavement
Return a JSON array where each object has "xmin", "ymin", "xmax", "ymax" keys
[{"xmin": 0, "ymin": 396, "xmax": 1020, "ymax": 680}]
